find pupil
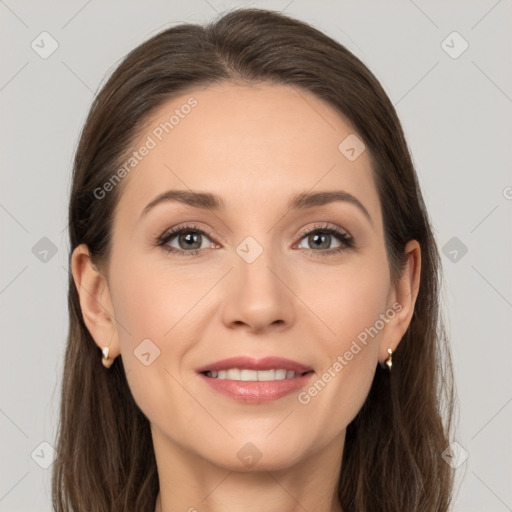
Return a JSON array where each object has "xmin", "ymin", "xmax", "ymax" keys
[
  {"xmin": 180, "ymin": 232, "xmax": 201, "ymax": 250},
  {"xmin": 311, "ymin": 233, "xmax": 329, "ymax": 249}
]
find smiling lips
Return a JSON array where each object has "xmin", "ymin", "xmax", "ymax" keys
[
  {"xmin": 206, "ymin": 368, "xmax": 301, "ymax": 381},
  {"xmin": 197, "ymin": 356, "xmax": 314, "ymax": 404}
]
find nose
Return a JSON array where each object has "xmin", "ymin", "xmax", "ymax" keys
[{"xmin": 220, "ymin": 243, "xmax": 296, "ymax": 334}]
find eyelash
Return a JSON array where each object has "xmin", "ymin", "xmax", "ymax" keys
[{"xmin": 154, "ymin": 223, "xmax": 354, "ymax": 257}]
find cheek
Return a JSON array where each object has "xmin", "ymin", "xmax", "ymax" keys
[
  {"xmin": 107, "ymin": 258, "xmax": 175, "ymax": 386},
  {"xmin": 108, "ymin": 258, "xmax": 211, "ymax": 416},
  {"xmin": 297, "ymin": 261, "xmax": 388, "ymax": 418},
  {"xmin": 299, "ymin": 256, "xmax": 390, "ymax": 349},
  {"xmin": 110, "ymin": 257, "xmax": 200, "ymax": 340}
]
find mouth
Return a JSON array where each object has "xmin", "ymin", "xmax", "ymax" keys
[
  {"xmin": 201, "ymin": 368, "xmax": 313, "ymax": 381},
  {"xmin": 196, "ymin": 356, "xmax": 315, "ymax": 404}
]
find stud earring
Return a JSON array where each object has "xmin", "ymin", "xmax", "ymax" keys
[
  {"xmin": 101, "ymin": 346, "xmax": 114, "ymax": 368},
  {"xmin": 384, "ymin": 348, "xmax": 393, "ymax": 371}
]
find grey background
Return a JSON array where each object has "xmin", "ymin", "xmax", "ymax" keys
[{"xmin": 1, "ymin": 0, "xmax": 511, "ymax": 510}]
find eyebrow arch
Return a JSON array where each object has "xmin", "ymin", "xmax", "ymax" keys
[
  {"xmin": 140, "ymin": 189, "xmax": 372, "ymax": 225},
  {"xmin": 141, "ymin": 190, "xmax": 225, "ymax": 218},
  {"xmin": 289, "ymin": 191, "xmax": 372, "ymax": 225}
]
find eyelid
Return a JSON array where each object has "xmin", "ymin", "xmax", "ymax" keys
[
  {"xmin": 292, "ymin": 223, "xmax": 354, "ymax": 256},
  {"xmin": 156, "ymin": 223, "xmax": 218, "ymax": 247},
  {"xmin": 295, "ymin": 222, "xmax": 351, "ymax": 240},
  {"xmin": 155, "ymin": 221, "xmax": 354, "ymax": 255}
]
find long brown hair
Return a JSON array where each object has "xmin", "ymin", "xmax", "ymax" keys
[{"xmin": 53, "ymin": 8, "xmax": 457, "ymax": 511}]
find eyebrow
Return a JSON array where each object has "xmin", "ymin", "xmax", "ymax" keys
[{"xmin": 140, "ymin": 189, "xmax": 372, "ymax": 225}]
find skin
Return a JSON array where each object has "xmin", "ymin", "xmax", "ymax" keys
[{"xmin": 72, "ymin": 82, "xmax": 421, "ymax": 512}]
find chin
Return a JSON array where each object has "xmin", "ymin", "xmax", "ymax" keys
[{"xmin": 198, "ymin": 433, "xmax": 314, "ymax": 472}]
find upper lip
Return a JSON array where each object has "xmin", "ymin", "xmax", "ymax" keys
[{"xmin": 196, "ymin": 356, "xmax": 313, "ymax": 374}]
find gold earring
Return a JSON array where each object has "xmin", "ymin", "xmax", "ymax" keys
[
  {"xmin": 384, "ymin": 348, "xmax": 393, "ymax": 371},
  {"xmin": 101, "ymin": 346, "xmax": 114, "ymax": 368}
]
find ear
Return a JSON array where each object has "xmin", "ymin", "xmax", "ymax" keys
[
  {"xmin": 378, "ymin": 239, "xmax": 421, "ymax": 363},
  {"xmin": 70, "ymin": 244, "xmax": 120, "ymax": 359}
]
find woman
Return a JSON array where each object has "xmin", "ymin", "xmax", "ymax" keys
[{"xmin": 53, "ymin": 8, "xmax": 457, "ymax": 512}]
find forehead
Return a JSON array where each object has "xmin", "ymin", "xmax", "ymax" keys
[{"xmin": 114, "ymin": 82, "xmax": 381, "ymax": 228}]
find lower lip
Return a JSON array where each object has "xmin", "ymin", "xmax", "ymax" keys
[{"xmin": 199, "ymin": 372, "xmax": 314, "ymax": 404}]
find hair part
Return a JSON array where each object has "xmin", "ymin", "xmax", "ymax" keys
[{"xmin": 54, "ymin": 8, "xmax": 457, "ymax": 511}]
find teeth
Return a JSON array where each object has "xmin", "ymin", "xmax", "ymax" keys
[
  {"xmin": 205, "ymin": 368, "xmax": 299, "ymax": 381},
  {"xmin": 275, "ymin": 369, "xmax": 287, "ymax": 380},
  {"xmin": 240, "ymin": 369, "xmax": 258, "ymax": 381},
  {"xmin": 226, "ymin": 368, "xmax": 241, "ymax": 380},
  {"xmin": 257, "ymin": 370, "xmax": 276, "ymax": 381}
]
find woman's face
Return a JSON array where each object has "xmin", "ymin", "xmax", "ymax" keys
[{"xmin": 78, "ymin": 82, "xmax": 418, "ymax": 471}]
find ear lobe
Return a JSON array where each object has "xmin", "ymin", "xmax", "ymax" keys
[
  {"xmin": 379, "ymin": 239, "xmax": 422, "ymax": 362},
  {"xmin": 71, "ymin": 244, "xmax": 120, "ymax": 358}
]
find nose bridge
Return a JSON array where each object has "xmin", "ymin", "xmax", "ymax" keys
[
  {"xmin": 221, "ymin": 231, "xmax": 295, "ymax": 331},
  {"xmin": 234, "ymin": 232, "xmax": 283, "ymax": 300}
]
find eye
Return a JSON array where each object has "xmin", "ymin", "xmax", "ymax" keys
[
  {"xmin": 155, "ymin": 222, "xmax": 354, "ymax": 257},
  {"xmin": 155, "ymin": 224, "xmax": 217, "ymax": 256},
  {"xmin": 295, "ymin": 224, "xmax": 354, "ymax": 256}
]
